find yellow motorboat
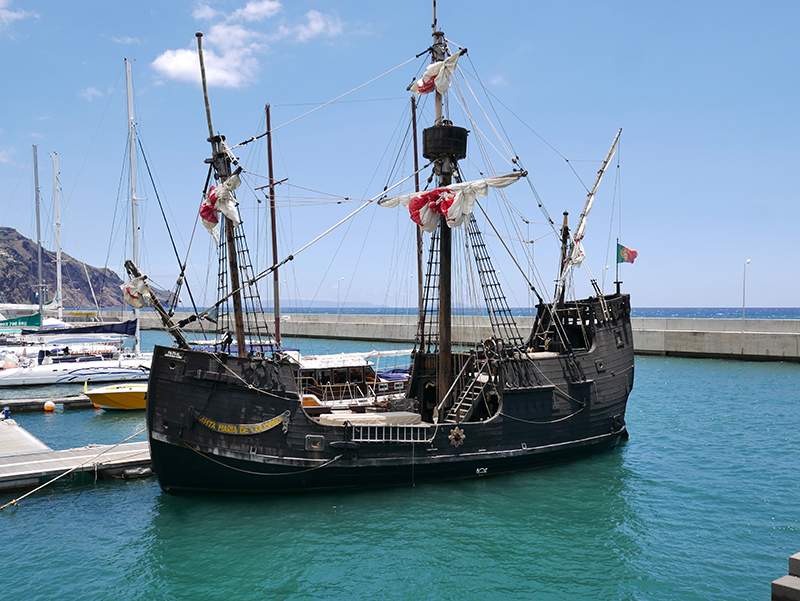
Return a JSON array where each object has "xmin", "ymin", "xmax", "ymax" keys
[{"xmin": 86, "ymin": 383, "xmax": 147, "ymax": 411}]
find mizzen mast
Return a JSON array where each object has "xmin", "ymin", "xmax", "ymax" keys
[{"xmin": 196, "ymin": 32, "xmax": 247, "ymax": 358}]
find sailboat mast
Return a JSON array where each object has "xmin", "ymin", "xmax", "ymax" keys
[
  {"xmin": 196, "ymin": 32, "xmax": 247, "ymax": 358},
  {"xmin": 33, "ymin": 145, "xmax": 44, "ymax": 323},
  {"xmin": 266, "ymin": 104, "xmax": 281, "ymax": 346},
  {"xmin": 125, "ymin": 59, "xmax": 141, "ymax": 355},
  {"xmin": 52, "ymin": 152, "xmax": 62, "ymax": 320},
  {"xmin": 431, "ymin": 3, "xmax": 453, "ymax": 404}
]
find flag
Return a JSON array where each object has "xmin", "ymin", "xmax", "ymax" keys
[
  {"xmin": 410, "ymin": 53, "xmax": 461, "ymax": 96},
  {"xmin": 617, "ymin": 243, "xmax": 638, "ymax": 264}
]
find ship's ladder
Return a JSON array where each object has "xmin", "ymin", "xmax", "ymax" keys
[{"xmin": 444, "ymin": 358, "xmax": 492, "ymax": 423}]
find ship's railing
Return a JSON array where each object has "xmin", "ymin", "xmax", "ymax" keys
[{"xmin": 350, "ymin": 424, "xmax": 432, "ymax": 443}]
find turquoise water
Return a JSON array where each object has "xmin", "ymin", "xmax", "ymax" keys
[{"xmin": 1, "ymin": 334, "xmax": 798, "ymax": 599}]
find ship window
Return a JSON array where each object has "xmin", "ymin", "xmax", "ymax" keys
[
  {"xmin": 318, "ymin": 369, "xmax": 332, "ymax": 385},
  {"xmin": 333, "ymin": 368, "xmax": 348, "ymax": 384},
  {"xmin": 348, "ymin": 367, "xmax": 364, "ymax": 383}
]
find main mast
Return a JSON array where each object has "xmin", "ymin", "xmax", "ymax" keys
[
  {"xmin": 125, "ymin": 59, "xmax": 141, "ymax": 355},
  {"xmin": 196, "ymin": 32, "xmax": 247, "ymax": 358},
  {"xmin": 424, "ymin": 2, "xmax": 466, "ymax": 404}
]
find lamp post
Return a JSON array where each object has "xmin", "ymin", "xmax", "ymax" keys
[
  {"xmin": 336, "ymin": 277, "xmax": 345, "ymax": 322},
  {"xmin": 742, "ymin": 259, "xmax": 751, "ymax": 332}
]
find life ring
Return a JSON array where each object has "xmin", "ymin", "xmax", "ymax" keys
[{"xmin": 123, "ymin": 347, "xmax": 132, "ymax": 354}]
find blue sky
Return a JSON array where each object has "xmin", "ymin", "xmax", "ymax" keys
[{"xmin": 1, "ymin": 0, "xmax": 797, "ymax": 309}]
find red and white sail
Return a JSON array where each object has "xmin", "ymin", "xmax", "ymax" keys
[
  {"xmin": 379, "ymin": 172, "xmax": 524, "ymax": 232},
  {"xmin": 410, "ymin": 52, "xmax": 461, "ymax": 96},
  {"xmin": 199, "ymin": 173, "xmax": 242, "ymax": 242}
]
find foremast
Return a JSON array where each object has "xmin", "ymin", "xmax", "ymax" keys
[{"xmin": 196, "ymin": 32, "xmax": 247, "ymax": 358}]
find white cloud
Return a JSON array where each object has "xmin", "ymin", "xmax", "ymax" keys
[
  {"xmin": 489, "ymin": 76, "xmax": 507, "ymax": 87},
  {"xmin": 0, "ymin": 0, "xmax": 37, "ymax": 32},
  {"xmin": 294, "ymin": 10, "xmax": 342, "ymax": 42},
  {"xmin": 0, "ymin": 147, "xmax": 15, "ymax": 164},
  {"xmin": 193, "ymin": 4, "xmax": 218, "ymax": 20},
  {"xmin": 231, "ymin": 0, "xmax": 281, "ymax": 22},
  {"xmin": 110, "ymin": 35, "xmax": 140, "ymax": 44},
  {"xmin": 153, "ymin": 2, "xmax": 341, "ymax": 88},
  {"xmin": 153, "ymin": 23, "xmax": 264, "ymax": 88},
  {"xmin": 79, "ymin": 87, "xmax": 103, "ymax": 101}
]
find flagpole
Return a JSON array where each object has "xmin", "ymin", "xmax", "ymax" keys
[{"xmin": 615, "ymin": 238, "xmax": 621, "ymax": 295}]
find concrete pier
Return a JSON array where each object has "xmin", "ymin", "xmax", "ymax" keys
[
  {"xmin": 109, "ymin": 310, "xmax": 800, "ymax": 363},
  {"xmin": 772, "ymin": 553, "xmax": 800, "ymax": 600}
]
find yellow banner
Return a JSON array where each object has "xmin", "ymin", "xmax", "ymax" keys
[{"xmin": 195, "ymin": 411, "xmax": 289, "ymax": 435}]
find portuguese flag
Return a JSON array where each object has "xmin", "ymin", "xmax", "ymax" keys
[{"xmin": 617, "ymin": 243, "xmax": 638, "ymax": 264}]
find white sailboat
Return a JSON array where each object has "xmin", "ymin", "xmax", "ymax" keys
[{"xmin": 0, "ymin": 68, "xmax": 153, "ymax": 388}]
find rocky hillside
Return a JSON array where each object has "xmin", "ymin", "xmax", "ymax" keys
[{"xmin": 0, "ymin": 226, "xmax": 125, "ymax": 308}]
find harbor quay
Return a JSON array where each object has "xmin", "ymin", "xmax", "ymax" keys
[{"xmin": 100, "ymin": 310, "xmax": 800, "ymax": 363}]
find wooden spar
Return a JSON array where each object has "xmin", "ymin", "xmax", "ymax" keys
[
  {"xmin": 553, "ymin": 128, "xmax": 622, "ymax": 305},
  {"xmin": 431, "ymin": 12, "xmax": 452, "ymax": 405},
  {"xmin": 411, "ymin": 97, "xmax": 424, "ymax": 351},
  {"xmin": 196, "ymin": 32, "xmax": 247, "ymax": 357},
  {"xmin": 266, "ymin": 104, "xmax": 281, "ymax": 345},
  {"xmin": 125, "ymin": 260, "xmax": 189, "ymax": 349}
]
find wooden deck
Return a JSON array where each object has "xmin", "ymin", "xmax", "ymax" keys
[{"xmin": 0, "ymin": 419, "xmax": 151, "ymax": 492}]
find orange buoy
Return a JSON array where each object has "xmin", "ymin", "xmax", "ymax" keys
[{"xmin": 43, "ymin": 401, "xmax": 55, "ymax": 411}]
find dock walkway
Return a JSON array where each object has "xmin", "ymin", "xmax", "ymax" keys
[{"xmin": 0, "ymin": 419, "xmax": 150, "ymax": 492}]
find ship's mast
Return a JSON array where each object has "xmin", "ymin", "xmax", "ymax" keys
[
  {"xmin": 266, "ymin": 103, "xmax": 281, "ymax": 346},
  {"xmin": 51, "ymin": 152, "xmax": 62, "ymax": 319},
  {"xmin": 125, "ymin": 59, "xmax": 141, "ymax": 355},
  {"xmin": 432, "ymin": 2, "xmax": 453, "ymax": 405},
  {"xmin": 33, "ymin": 145, "xmax": 44, "ymax": 324},
  {"xmin": 196, "ymin": 32, "xmax": 247, "ymax": 358}
]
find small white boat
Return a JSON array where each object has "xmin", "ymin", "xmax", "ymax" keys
[
  {"xmin": 0, "ymin": 350, "xmax": 151, "ymax": 387},
  {"xmin": 86, "ymin": 383, "xmax": 148, "ymax": 411}
]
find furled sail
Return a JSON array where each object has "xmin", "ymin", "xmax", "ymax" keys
[
  {"xmin": 410, "ymin": 52, "xmax": 461, "ymax": 96},
  {"xmin": 378, "ymin": 172, "xmax": 524, "ymax": 232},
  {"xmin": 199, "ymin": 172, "xmax": 242, "ymax": 242}
]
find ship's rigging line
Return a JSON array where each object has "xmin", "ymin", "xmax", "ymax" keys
[
  {"xmin": 445, "ymin": 58, "xmax": 558, "ymax": 307},
  {"xmin": 229, "ymin": 55, "xmax": 420, "ymax": 150},
  {"xmin": 183, "ymin": 163, "xmax": 431, "ymax": 325}
]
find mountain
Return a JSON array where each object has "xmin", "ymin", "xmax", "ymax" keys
[{"xmin": 0, "ymin": 226, "xmax": 125, "ymax": 308}]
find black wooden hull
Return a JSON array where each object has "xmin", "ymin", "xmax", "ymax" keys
[{"xmin": 146, "ymin": 294, "xmax": 634, "ymax": 494}]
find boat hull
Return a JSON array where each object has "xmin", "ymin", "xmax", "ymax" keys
[
  {"xmin": 0, "ymin": 357, "xmax": 151, "ymax": 387},
  {"xmin": 146, "ymin": 294, "xmax": 634, "ymax": 494},
  {"xmin": 148, "ymin": 428, "xmax": 626, "ymax": 494},
  {"xmin": 86, "ymin": 383, "xmax": 148, "ymax": 410}
]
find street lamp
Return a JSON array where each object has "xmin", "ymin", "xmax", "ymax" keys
[
  {"xmin": 336, "ymin": 277, "xmax": 345, "ymax": 321},
  {"xmin": 742, "ymin": 259, "xmax": 751, "ymax": 332}
]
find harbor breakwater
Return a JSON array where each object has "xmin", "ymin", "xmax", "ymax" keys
[{"xmin": 109, "ymin": 311, "xmax": 800, "ymax": 363}]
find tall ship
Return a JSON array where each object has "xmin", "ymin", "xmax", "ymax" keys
[{"xmin": 137, "ymin": 9, "xmax": 635, "ymax": 494}]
